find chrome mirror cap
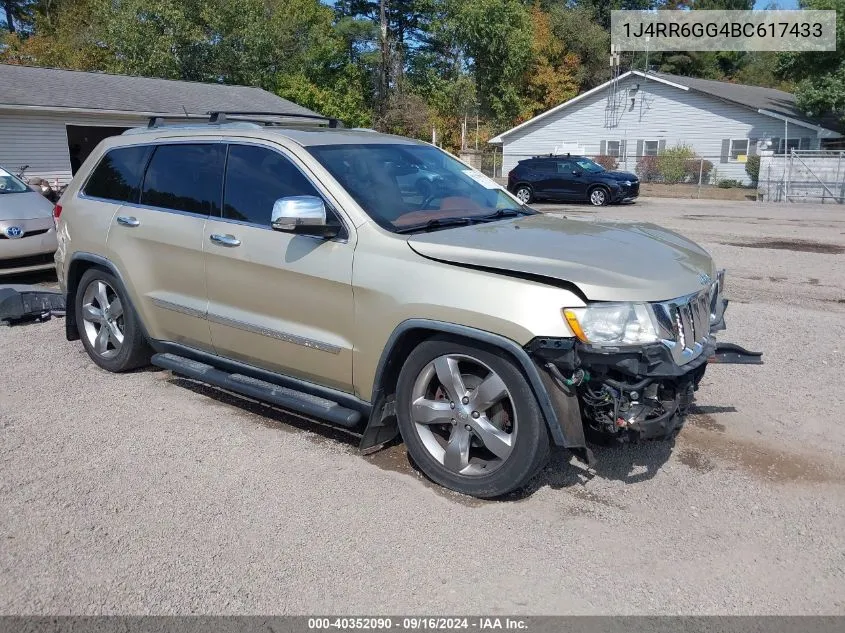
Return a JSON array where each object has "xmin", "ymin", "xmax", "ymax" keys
[{"xmin": 271, "ymin": 196, "xmax": 327, "ymax": 232}]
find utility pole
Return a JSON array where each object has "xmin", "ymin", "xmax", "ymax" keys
[{"xmin": 379, "ymin": 0, "xmax": 389, "ymax": 119}]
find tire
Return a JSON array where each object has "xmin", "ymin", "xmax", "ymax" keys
[
  {"xmin": 514, "ymin": 185, "xmax": 533, "ymax": 204},
  {"xmin": 395, "ymin": 336, "xmax": 550, "ymax": 498},
  {"xmin": 75, "ymin": 268, "xmax": 151, "ymax": 372},
  {"xmin": 588, "ymin": 186, "xmax": 609, "ymax": 206}
]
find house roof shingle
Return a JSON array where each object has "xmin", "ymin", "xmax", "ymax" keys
[
  {"xmin": 651, "ymin": 71, "xmax": 835, "ymax": 130},
  {"xmin": 0, "ymin": 64, "xmax": 319, "ymax": 117}
]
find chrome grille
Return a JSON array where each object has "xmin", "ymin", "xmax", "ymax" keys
[{"xmin": 653, "ymin": 287, "xmax": 716, "ymax": 365}]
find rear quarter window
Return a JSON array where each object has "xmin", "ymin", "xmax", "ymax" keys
[{"xmin": 83, "ymin": 145, "xmax": 151, "ymax": 203}]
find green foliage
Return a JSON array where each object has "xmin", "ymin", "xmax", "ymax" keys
[
  {"xmin": 657, "ymin": 144, "xmax": 695, "ymax": 184},
  {"xmin": 777, "ymin": 0, "xmax": 845, "ymax": 127},
  {"xmin": 745, "ymin": 155, "xmax": 760, "ymax": 186},
  {"xmin": 717, "ymin": 179, "xmax": 742, "ymax": 188},
  {"xmin": 453, "ymin": 0, "xmax": 532, "ymax": 125}
]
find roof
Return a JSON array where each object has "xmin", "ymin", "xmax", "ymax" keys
[
  {"xmin": 0, "ymin": 64, "xmax": 319, "ymax": 117},
  {"xmin": 115, "ymin": 124, "xmax": 420, "ymax": 147},
  {"xmin": 490, "ymin": 70, "xmax": 841, "ymax": 143}
]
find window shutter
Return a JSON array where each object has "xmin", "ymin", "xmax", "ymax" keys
[
  {"xmin": 600, "ymin": 140, "xmax": 607, "ymax": 155},
  {"xmin": 658, "ymin": 139, "xmax": 666, "ymax": 153},
  {"xmin": 720, "ymin": 139, "xmax": 730, "ymax": 163},
  {"xmin": 748, "ymin": 139, "xmax": 758, "ymax": 156},
  {"xmin": 636, "ymin": 140, "xmax": 643, "ymax": 158},
  {"xmin": 620, "ymin": 140, "xmax": 627, "ymax": 160}
]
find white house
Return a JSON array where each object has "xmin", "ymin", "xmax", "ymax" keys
[
  {"xmin": 490, "ymin": 70, "xmax": 842, "ymax": 184},
  {"xmin": 0, "ymin": 64, "xmax": 319, "ymax": 185}
]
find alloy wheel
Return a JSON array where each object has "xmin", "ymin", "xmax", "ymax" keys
[
  {"xmin": 409, "ymin": 354, "xmax": 517, "ymax": 476},
  {"xmin": 80, "ymin": 279, "xmax": 125, "ymax": 359},
  {"xmin": 515, "ymin": 187, "xmax": 531, "ymax": 203},
  {"xmin": 590, "ymin": 189, "xmax": 607, "ymax": 206}
]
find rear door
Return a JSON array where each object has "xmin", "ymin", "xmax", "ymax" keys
[
  {"xmin": 527, "ymin": 160, "xmax": 562, "ymax": 199},
  {"xmin": 203, "ymin": 142, "xmax": 355, "ymax": 393},
  {"xmin": 104, "ymin": 142, "xmax": 224, "ymax": 351}
]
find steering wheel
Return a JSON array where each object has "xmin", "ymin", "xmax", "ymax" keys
[{"xmin": 419, "ymin": 192, "xmax": 444, "ymax": 211}]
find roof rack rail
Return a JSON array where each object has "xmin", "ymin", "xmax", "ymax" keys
[
  {"xmin": 144, "ymin": 111, "xmax": 344, "ymax": 130},
  {"xmin": 207, "ymin": 111, "xmax": 343, "ymax": 128}
]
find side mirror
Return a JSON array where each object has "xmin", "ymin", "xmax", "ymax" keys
[
  {"xmin": 271, "ymin": 196, "xmax": 337, "ymax": 238},
  {"xmin": 572, "ymin": 170, "xmax": 581, "ymax": 176}
]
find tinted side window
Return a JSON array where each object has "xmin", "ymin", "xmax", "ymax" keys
[
  {"xmin": 532, "ymin": 160, "xmax": 556, "ymax": 173},
  {"xmin": 557, "ymin": 160, "xmax": 576, "ymax": 173},
  {"xmin": 141, "ymin": 144, "xmax": 224, "ymax": 215},
  {"xmin": 223, "ymin": 144, "xmax": 321, "ymax": 226},
  {"xmin": 83, "ymin": 146, "xmax": 150, "ymax": 202}
]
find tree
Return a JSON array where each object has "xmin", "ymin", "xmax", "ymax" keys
[
  {"xmin": 520, "ymin": 2, "xmax": 579, "ymax": 119},
  {"xmin": 453, "ymin": 0, "xmax": 532, "ymax": 124},
  {"xmin": 778, "ymin": 0, "xmax": 845, "ymax": 127}
]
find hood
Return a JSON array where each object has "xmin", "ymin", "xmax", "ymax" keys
[
  {"xmin": 603, "ymin": 170, "xmax": 638, "ymax": 181},
  {"xmin": 0, "ymin": 191, "xmax": 55, "ymax": 220},
  {"xmin": 406, "ymin": 213, "xmax": 715, "ymax": 302}
]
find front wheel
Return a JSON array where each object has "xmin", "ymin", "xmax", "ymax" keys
[
  {"xmin": 396, "ymin": 337, "xmax": 550, "ymax": 498},
  {"xmin": 588, "ymin": 186, "xmax": 609, "ymax": 206}
]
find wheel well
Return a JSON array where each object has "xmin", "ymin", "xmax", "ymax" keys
[
  {"xmin": 64, "ymin": 259, "xmax": 110, "ymax": 341},
  {"xmin": 374, "ymin": 329, "xmax": 528, "ymax": 403},
  {"xmin": 588, "ymin": 183, "xmax": 609, "ymax": 193}
]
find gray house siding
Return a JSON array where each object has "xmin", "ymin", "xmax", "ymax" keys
[{"xmin": 500, "ymin": 75, "xmax": 820, "ymax": 184}]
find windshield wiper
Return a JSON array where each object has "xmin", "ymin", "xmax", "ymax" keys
[
  {"xmin": 394, "ymin": 217, "xmax": 477, "ymax": 234},
  {"xmin": 474, "ymin": 207, "xmax": 535, "ymax": 221}
]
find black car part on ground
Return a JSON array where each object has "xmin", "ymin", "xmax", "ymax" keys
[
  {"xmin": 0, "ymin": 285, "xmax": 65, "ymax": 325},
  {"xmin": 526, "ymin": 336, "xmax": 762, "ymax": 443}
]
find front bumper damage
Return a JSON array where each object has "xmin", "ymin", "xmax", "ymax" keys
[{"xmin": 526, "ymin": 296, "xmax": 762, "ymax": 459}]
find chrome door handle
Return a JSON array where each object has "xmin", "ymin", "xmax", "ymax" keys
[
  {"xmin": 210, "ymin": 233, "xmax": 241, "ymax": 247},
  {"xmin": 116, "ymin": 215, "xmax": 140, "ymax": 227}
]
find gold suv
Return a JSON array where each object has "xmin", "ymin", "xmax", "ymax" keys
[{"xmin": 55, "ymin": 113, "xmax": 758, "ymax": 498}]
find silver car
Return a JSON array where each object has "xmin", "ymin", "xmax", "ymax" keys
[{"xmin": 0, "ymin": 166, "xmax": 58, "ymax": 276}]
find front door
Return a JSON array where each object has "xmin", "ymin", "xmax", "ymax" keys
[
  {"xmin": 104, "ymin": 142, "xmax": 222, "ymax": 351},
  {"xmin": 203, "ymin": 142, "xmax": 355, "ymax": 393},
  {"xmin": 556, "ymin": 159, "xmax": 588, "ymax": 200}
]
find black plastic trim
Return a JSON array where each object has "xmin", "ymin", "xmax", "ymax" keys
[
  {"xmin": 151, "ymin": 352, "xmax": 361, "ymax": 427},
  {"xmin": 152, "ymin": 340, "xmax": 371, "ymax": 417}
]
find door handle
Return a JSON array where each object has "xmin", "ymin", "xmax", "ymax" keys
[
  {"xmin": 210, "ymin": 233, "xmax": 241, "ymax": 247},
  {"xmin": 116, "ymin": 215, "xmax": 140, "ymax": 227}
]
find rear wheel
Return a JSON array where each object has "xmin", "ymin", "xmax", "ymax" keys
[
  {"xmin": 514, "ymin": 185, "xmax": 533, "ymax": 204},
  {"xmin": 76, "ymin": 268, "xmax": 151, "ymax": 372},
  {"xmin": 396, "ymin": 337, "xmax": 549, "ymax": 498}
]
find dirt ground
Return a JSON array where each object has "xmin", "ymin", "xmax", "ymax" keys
[{"xmin": 1, "ymin": 197, "xmax": 843, "ymax": 615}]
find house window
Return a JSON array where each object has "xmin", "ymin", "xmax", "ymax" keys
[
  {"xmin": 729, "ymin": 139, "xmax": 749, "ymax": 162},
  {"xmin": 643, "ymin": 140, "xmax": 659, "ymax": 156},
  {"xmin": 779, "ymin": 138, "xmax": 801, "ymax": 154},
  {"xmin": 606, "ymin": 141, "xmax": 621, "ymax": 158}
]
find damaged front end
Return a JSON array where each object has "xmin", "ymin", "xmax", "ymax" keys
[{"xmin": 527, "ymin": 270, "xmax": 762, "ymax": 447}]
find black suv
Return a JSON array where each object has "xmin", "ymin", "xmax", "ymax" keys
[{"xmin": 507, "ymin": 155, "xmax": 639, "ymax": 206}]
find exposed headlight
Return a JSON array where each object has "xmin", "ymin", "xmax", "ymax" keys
[
  {"xmin": 623, "ymin": 180, "xmax": 632, "ymax": 186},
  {"xmin": 563, "ymin": 303, "xmax": 659, "ymax": 346}
]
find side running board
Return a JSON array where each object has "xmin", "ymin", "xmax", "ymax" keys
[{"xmin": 151, "ymin": 353, "xmax": 362, "ymax": 428}]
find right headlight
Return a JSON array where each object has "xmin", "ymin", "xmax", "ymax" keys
[{"xmin": 563, "ymin": 303, "xmax": 659, "ymax": 346}]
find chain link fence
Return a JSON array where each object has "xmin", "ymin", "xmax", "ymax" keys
[{"xmin": 758, "ymin": 150, "xmax": 845, "ymax": 204}]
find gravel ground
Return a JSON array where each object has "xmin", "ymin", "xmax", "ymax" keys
[{"xmin": 1, "ymin": 198, "xmax": 844, "ymax": 615}]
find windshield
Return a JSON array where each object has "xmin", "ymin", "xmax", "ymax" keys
[
  {"xmin": 308, "ymin": 143, "xmax": 529, "ymax": 232},
  {"xmin": 575, "ymin": 158, "xmax": 605, "ymax": 173},
  {"xmin": 0, "ymin": 167, "xmax": 30, "ymax": 194}
]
